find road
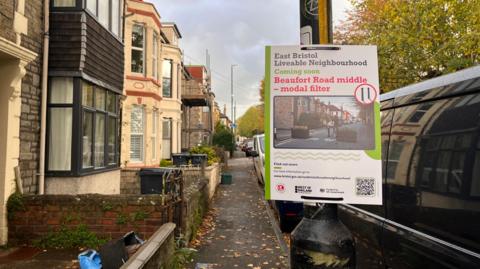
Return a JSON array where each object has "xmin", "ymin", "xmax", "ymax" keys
[
  {"xmin": 189, "ymin": 157, "xmax": 289, "ymax": 269},
  {"xmin": 275, "ymin": 123, "xmax": 374, "ymax": 150}
]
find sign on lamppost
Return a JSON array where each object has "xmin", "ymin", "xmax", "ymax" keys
[{"xmin": 264, "ymin": 44, "xmax": 382, "ymax": 205}]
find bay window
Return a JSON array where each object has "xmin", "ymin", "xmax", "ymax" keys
[
  {"xmin": 83, "ymin": 0, "xmax": 123, "ymax": 38},
  {"xmin": 132, "ymin": 24, "xmax": 145, "ymax": 74},
  {"xmin": 47, "ymin": 78, "xmax": 120, "ymax": 176}
]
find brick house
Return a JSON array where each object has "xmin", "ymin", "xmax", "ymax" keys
[
  {"xmin": 182, "ymin": 65, "xmax": 215, "ymax": 148},
  {"xmin": 121, "ymin": 0, "xmax": 185, "ymax": 167}
]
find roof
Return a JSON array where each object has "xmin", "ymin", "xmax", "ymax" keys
[
  {"xmin": 162, "ymin": 22, "xmax": 182, "ymax": 38},
  {"xmin": 186, "ymin": 65, "xmax": 207, "ymax": 82}
]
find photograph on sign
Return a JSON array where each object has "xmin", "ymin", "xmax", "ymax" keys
[
  {"xmin": 273, "ymin": 96, "xmax": 374, "ymax": 150},
  {"xmin": 265, "ymin": 45, "xmax": 382, "ymax": 205}
]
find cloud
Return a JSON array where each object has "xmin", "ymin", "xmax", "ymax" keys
[{"xmin": 150, "ymin": 0, "xmax": 350, "ymax": 119}]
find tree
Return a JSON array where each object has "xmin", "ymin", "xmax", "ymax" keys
[
  {"xmin": 237, "ymin": 105, "xmax": 264, "ymax": 137},
  {"xmin": 259, "ymin": 79, "xmax": 265, "ymax": 103},
  {"xmin": 212, "ymin": 123, "xmax": 235, "ymax": 152},
  {"xmin": 336, "ymin": 0, "xmax": 480, "ymax": 93}
]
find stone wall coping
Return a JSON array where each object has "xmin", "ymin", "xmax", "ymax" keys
[
  {"xmin": 120, "ymin": 223, "xmax": 176, "ymax": 269},
  {"xmin": 122, "ymin": 162, "xmax": 220, "ymax": 172},
  {"xmin": 19, "ymin": 193, "xmax": 173, "ymax": 205}
]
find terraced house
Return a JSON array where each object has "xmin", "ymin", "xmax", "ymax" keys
[
  {"xmin": 0, "ymin": 0, "xmax": 125, "ymax": 244},
  {"xmin": 122, "ymin": 0, "xmax": 183, "ymax": 167}
]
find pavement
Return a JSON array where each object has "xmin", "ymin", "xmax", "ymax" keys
[
  {"xmin": 189, "ymin": 156, "xmax": 289, "ymax": 269},
  {"xmin": 274, "ymin": 123, "xmax": 374, "ymax": 150}
]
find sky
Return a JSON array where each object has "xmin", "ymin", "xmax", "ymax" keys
[{"xmin": 150, "ymin": 0, "xmax": 353, "ymax": 120}]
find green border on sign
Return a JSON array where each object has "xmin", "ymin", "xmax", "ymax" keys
[
  {"xmin": 365, "ymin": 101, "xmax": 381, "ymax": 160},
  {"xmin": 264, "ymin": 46, "xmax": 271, "ymax": 199}
]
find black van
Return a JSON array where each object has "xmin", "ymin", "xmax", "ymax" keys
[{"xmin": 338, "ymin": 66, "xmax": 480, "ymax": 268}]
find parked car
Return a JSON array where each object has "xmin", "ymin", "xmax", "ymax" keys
[
  {"xmin": 339, "ymin": 66, "xmax": 480, "ymax": 268},
  {"xmin": 272, "ymin": 200, "xmax": 303, "ymax": 232},
  {"xmin": 244, "ymin": 140, "xmax": 255, "ymax": 157},
  {"xmin": 251, "ymin": 134, "xmax": 265, "ymax": 185},
  {"xmin": 250, "ymin": 134, "xmax": 303, "ymax": 232}
]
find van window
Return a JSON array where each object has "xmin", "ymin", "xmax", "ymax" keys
[{"xmin": 387, "ymin": 93, "xmax": 480, "ymax": 253}]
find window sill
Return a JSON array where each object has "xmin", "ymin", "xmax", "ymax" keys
[{"xmin": 46, "ymin": 166, "xmax": 120, "ymax": 178}]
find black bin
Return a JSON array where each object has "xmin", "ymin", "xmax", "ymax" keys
[
  {"xmin": 172, "ymin": 153, "xmax": 190, "ymax": 166},
  {"xmin": 190, "ymin": 154, "xmax": 207, "ymax": 165},
  {"xmin": 139, "ymin": 168, "xmax": 182, "ymax": 194}
]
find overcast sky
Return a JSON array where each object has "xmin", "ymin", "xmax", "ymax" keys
[{"xmin": 150, "ymin": 0, "xmax": 352, "ymax": 120}]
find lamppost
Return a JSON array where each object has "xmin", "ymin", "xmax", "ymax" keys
[{"xmin": 231, "ymin": 64, "xmax": 237, "ymax": 133}]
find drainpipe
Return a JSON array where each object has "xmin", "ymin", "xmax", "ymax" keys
[{"xmin": 38, "ymin": 0, "xmax": 50, "ymax": 195}]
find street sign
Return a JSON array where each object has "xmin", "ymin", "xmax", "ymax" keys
[{"xmin": 265, "ymin": 45, "xmax": 382, "ymax": 205}]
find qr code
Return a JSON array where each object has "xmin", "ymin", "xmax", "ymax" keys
[{"xmin": 356, "ymin": 177, "xmax": 375, "ymax": 196}]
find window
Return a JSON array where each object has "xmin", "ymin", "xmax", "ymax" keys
[
  {"xmin": 132, "ymin": 25, "xmax": 145, "ymax": 74},
  {"xmin": 162, "ymin": 60, "xmax": 172, "ymax": 97},
  {"xmin": 98, "ymin": 0, "xmax": 109, "ymax": 28},
  {"xmin": 86, "ymin": 0, "xmax": 97, "ymax": 15},
  {"xmin": 47, "ymin": 78, "xmax": 119, "ymax": 175},
  {"xmin": 111, "ymin": 0, "xmax": 120, "ymax": 36},
  {"xmin": 162, "ymin": 119, "xmax": 172, "ymax": 159},
  {"xmin": 130, "ymin": 105, "xmax": 144, "ymax": 162},
  {"xmin": 81, "ymin": 82, "xmax": 119, "ymax": 170},
  {"xmin": 53, "ymin": 0, "xmax": 76, "ymax": 7},
  {"xmin": 152, "ymin": 111, "xmax": 158, "ymax": 160},
  {"xmin": 153, "ymin": 33, "xmax": 158, "ymax": 80},
  {"xmin": 418, "ymin": 134, "xmax": 472, "ymax": 195},
  {"xmin": 407, "ymin": 103, "xmax": 433, "ymax": 123},
  {"xmin": 48, "ymin": 78, "xmax": 73, "ymax": 171}
]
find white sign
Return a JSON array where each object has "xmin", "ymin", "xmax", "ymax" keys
[{"xmin": 265, "ymin": 45, "xmax": 382, "ymax": 205}]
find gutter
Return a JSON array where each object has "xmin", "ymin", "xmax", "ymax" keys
[{"xmin": 38, "ymin": 0, "xmax": 49, "ymax": 194}]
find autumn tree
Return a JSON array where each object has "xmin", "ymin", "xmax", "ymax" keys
[
  {"xmin": 336, "ymin": 0, "xmax": 480, "ymax": 92},
  {"xmin": 237, "ymin": 105, "xmax": 264, "ymax": 137},
  {"xmin": 259, "ymin": 79, "xmax": 265, "ymax": 103}
]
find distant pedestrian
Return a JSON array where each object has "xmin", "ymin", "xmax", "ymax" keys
[
  {"xmin": 333, "ymin": 118, "xmax": 339, "ymax": 138},
  {"xmin": 327, "ymin": 120, "xmax": 334, "ymax": 137}
]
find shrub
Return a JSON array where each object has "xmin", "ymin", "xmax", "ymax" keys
[
  {"xmin": 160, "ymin": 159, "xmax": 173, "ymax": 167},
  {"xmin": 33, "ymin": 224, "xmax": 107, "ymax": 249},
  {"xmin": 189, "ymin": 145, "xmax": 220, "ymax": 165}
]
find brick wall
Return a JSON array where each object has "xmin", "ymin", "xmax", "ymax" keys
[
  {"xmin": 8, "ymin": 194, "xmax": 179, "ymax": 245},
  {"xmin": 0, "ymin": 0, "xmax": 16, "ymax": 42},
  {"xmin": 19, "ymin": 0, "xmax": 44, "ymax": 194}
]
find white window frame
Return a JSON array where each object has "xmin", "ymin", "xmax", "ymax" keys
[
  {"xmin": 130, "ymin": 105, "xmax": 145, "ymax": 162},
  {"xmin": 131, "ymin": 24, "xmax": 145, "ymax": 75}
]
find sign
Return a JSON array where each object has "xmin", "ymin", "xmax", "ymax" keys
[{"xmin": 264, "ymin": 45, "xmax": 382, "ymax": 205}]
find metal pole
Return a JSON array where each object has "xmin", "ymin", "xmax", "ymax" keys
[
  {"xmin": 231, "ymin": 64, "xmax": 237, "ymax": 141},
  {"xmin": 291, "ymin": 1, "xmax": 355, "ymax": 268}
]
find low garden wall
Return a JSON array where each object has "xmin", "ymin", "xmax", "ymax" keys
[
  {"xmin": 120, "ymin": 223, "xmax": 176, "ymax": 269},
  {"xmin": 8, "ymin": 194, "xmax": 180, "ymax": 246},
  {"xmin": 120, "ymin": 163, "xmax": 220, "ymax": 198},
  {"xmin": 9, "ymin": 164, "xmax": 221, "ymax": 247}
]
